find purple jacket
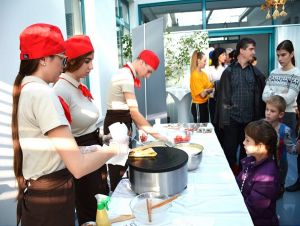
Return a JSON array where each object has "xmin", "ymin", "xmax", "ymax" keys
[{"xmin": 236, "ymin": 156, "xmax": 280, "ymax": 226}]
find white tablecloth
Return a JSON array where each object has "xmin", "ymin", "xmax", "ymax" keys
[
  {"xmin": 108, "ymin": 123, "xmax": 253, "ymax": 226},
  {"xmin": 166, "ymin": 87, "xmax": 192, "ymax": 123}
]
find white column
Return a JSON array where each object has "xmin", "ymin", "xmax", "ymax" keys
[{"xmin": 84, "ymin": 0, "xmax": 119, "ymax": 118}]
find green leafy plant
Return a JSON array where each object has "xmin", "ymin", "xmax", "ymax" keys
[
  {"xmin": 120, "ymin": 31, "xmax": 208, "ymax": 86},
  {"xmin": 121, "ymin": 33, "xmax": 132, "ymax": 62},
  {"xmin": 164, "ymin": 31, "xmax": 208, "ymax": 85}
]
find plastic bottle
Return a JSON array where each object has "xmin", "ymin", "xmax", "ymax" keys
[{"xmin": 95, "ymin": 194, "xmax": 111, "ymax": 226}]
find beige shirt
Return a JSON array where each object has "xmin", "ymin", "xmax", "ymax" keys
[
  {"xmin": 107, "ymin": 62, "xmax": 135, "ymax": 110},
  {"xmin": 19, "ymin": 76, "xmax": 69, "ymax": 180},
  {"xmin": 53, "ymin": 73, "xmax": 99, "ymax": 137}
]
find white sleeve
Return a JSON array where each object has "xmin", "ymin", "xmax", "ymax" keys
[
  {"xmin": 262, "ymin": 76, "xmax": 274, "ymax": 102},
  {"xmin": 277, "ymin": 75, "xmax": 300, "ymax": 105}
]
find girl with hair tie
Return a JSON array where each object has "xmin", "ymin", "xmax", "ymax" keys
[{"xmin": 190, "ymin": 50, "xmax": 213, "ymax": 123}]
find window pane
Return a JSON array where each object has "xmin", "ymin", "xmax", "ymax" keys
[
  {"xmin": 121, "ymin": 1, "xmax": 129, "ymax": 24},
  {"xmin": 64, "ymin": 0, "xmax": 83, "ymax": 37},
  {"xmin": 140, "ymin": 2, "xmax": 203, "ymax": 31},
  {"xmin": 206, "ymin": 1, "xmax": 272, "ymax": 29}
]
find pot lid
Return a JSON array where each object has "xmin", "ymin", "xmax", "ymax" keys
[{"xmin": 128, "ymin": 147, "xmax": 188, "ymax": 173}]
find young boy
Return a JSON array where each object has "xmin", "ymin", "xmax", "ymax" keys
[{"xmin": 265, "ymin": 95, "xmax": 298, "ymax": 198}]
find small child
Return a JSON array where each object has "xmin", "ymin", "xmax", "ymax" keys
[
  {"xmin": 265, "ymin": 95, "xmax": 298, "ymax": 197},
  {"xmin": 237, "ymin": 119, "xmax": 280, "ymax": 226}
]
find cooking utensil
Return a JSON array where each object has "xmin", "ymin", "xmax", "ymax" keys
[
  {"xmin": 128, "ymin": 147, "xmax": 188, "ymax": 195},
  {"xmin": 146, "ymin": 198, "xmax": 152, "ymax": 223},
  {"xmin": 110, "ymin": 214, "xmax": 135, "ymax": 223},
  {"xmin": 174, "ymin": 143, "xmax": 203, "ymax": 171},
  {"xmin": 151, "ymin": 194, "xmax": 179, "ymax": 210}
]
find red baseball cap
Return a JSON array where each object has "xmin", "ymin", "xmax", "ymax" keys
[
  {"xmin": 65, "ymin": 35, "xmax": 94, "ymax": 60},
  {"xmin": 20, "ymin": 23, "xmax": 65, "ymax": 60},
  {"xmin": 138, "ymin": 49, "xmax": 160, "ymax": 70}
]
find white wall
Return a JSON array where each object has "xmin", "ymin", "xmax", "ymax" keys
[
  {"xmin": 275, "ymin": 24, "xmax": 300, "ymax": 69},
  {"xmin": 84, "ymin": 0, "xmax": 119, "ymax": 119}
]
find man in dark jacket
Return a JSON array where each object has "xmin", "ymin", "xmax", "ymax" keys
[{"xmin": 214, "ymin": 38, "xmax": 266, "ymax": 175}]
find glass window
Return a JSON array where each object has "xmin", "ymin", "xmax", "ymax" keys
[
  {"xmin": 64, "ymin": 0, "xmax": 83, "ymax": 37},
  {"xmin": 206, "ymin": 1, "xmax": 272, "ymax": 29},
  {"xmin": 140, "ymin": 2, "xmax": 204, "ymax": 31},
  {"xmin": 116, "ymin": 0, "xmax": 130, "ymax": 67}
]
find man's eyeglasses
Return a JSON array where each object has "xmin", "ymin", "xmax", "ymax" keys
[{"xmin": 54, "ymin": 54, "xmax": 68, "ymax": 68}]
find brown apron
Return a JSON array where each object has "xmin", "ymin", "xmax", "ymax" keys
[
  {"xmin": 103, "ymin": 110, "xmax": 131, "ymax": 191},
  {"xmin": 17, "ymin": 168, "xmax": 75, "ymax": 226},
  {"xmin": 74, "ymin": 129, "xmax": 109, "ymax": 225}
]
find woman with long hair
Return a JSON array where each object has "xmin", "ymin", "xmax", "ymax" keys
[
  {"xmin": 190, "ymin": 50, "xmax": 213, "ymax": 123},
  {"xmin": 12, "ymin": 23, "xmax": 120, "ymax": 226},
  {"xmin": 207, "ymin": 47, "xmax": 226, "ymax": 123},
  {"xmin": 54, "ymin": 35, "xmax": 114, "ymax": 225}
]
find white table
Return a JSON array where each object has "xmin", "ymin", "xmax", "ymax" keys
[
  {"xmin": 108, "ymin": 124, "xmax": 253, "ymax": 226},
  {"xmin": 166, "ymin": 87, "xmax": 192, "ymax": 123}
]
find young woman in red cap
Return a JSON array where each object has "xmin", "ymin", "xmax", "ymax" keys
[
  {"xmin": 103, "ymin": 49, "xmax": 168, "ymax": 191},
  {"xmin": 54, "ymin": 35, "xmax": 113, "ymax": 225},
  {"xmin": 12, "ymin": 24, "xmax": 120, "ymax": 226}
]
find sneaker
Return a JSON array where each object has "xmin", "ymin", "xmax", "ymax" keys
[{"xmin": 286, "ymin": 179, "xmax": 300, "ymax": 192}]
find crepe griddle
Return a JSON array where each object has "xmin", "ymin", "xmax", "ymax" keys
[{"xmin": 128, "ymin": 146, "xmax": 188, "ymax": 173}]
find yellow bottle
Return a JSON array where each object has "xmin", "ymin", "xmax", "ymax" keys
[{"xmin": 95, "ymin": 194, "xmax": 111, "ymax": 226}]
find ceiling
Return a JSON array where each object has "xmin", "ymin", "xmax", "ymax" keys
[{"xmin": 140, "ymin": 0, "xmax": 267, "ymax": 31}]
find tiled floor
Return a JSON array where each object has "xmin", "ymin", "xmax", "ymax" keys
[{"xmin": 277, "ymin": 154, "xmax": 300, "ymax": 226}]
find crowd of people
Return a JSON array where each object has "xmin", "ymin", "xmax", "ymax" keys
[
  {"xmin": 11, "ymin": 21, "xmax": 300, "ymax": 226},
  {"xmin": 189, "ymin": 37, "xmax": 300, "ymax": 225}
]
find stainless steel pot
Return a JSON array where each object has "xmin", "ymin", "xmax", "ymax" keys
[
  {"xmin": 128, "ymin": 147, "xmax": 188, "ymax": 196},
  {"xmin": 174, "ymin": 143, "xmax": 203, "ymax": 171}
]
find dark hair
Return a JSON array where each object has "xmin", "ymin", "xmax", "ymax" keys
[
  {"xmin": 236, "ymin": 38, "xmax": 256, "ymax": 57},
  {"xmin": 245, "ymin": 119, "xmax": 278, "ymax": 165},
  {"xmin": 229, "ymin": 50, "xmax": 237, "ymax": 63},
  {"xmin": 211, "ymin": 47, "xmax": 226, "ymax": 68},
  {"xmin": 12, "ymin": 59, "xmax": 39, "ymax": 199},
  {"xmin": 190, "ymin": 50, "xmax": 205, "ymax": 74},
  {"xmin": 266, "ymin": 95, "xmax": 286, "ymax": 113},
  {"xmin": 64, "ymin": 51, "xmax": 94, "ymax": 72},
  {"xmin": 276, "ymin": 40, "xmax": 295, "ymax": 66}
]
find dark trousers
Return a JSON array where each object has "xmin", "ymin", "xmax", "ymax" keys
[
  {"xmin": 209, "ymin": 98, "xmax": 223, "ymax": 146},
  {"xmin": 208, "ymin": 98, "xmax": 216, "ymax": 124},
  {"xmin": 191, "ymin": 102, "xmax": 209, "ymax": 123},
  {"xmin": 74, "ymin": 130, "xmax": 109, "ymax": 225},
  {"xmin": 222, "ymin": 121, "xmax": 248, "ymax": 169},
  {"xmin": 103, "ymin": 110, "xmax": 131, "ymax": 192}
]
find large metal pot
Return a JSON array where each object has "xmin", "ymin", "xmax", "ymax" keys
[
  {"xmin": 128, "ymin": 147, "xmax": 188, "ymax": 196},
  {"xmin": 174, "ymin": 143, "xmax": 203, "ymax": 171}
]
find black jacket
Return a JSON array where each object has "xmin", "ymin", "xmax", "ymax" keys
[{"xmin": 214, "ymin": 62, "xmax": 266, "ymax": 129}]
